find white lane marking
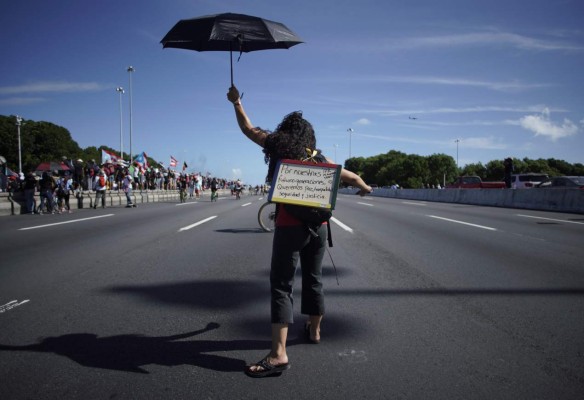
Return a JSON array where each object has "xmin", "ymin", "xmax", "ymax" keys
[
  {"xmin": 241, "ymin": 202, "xmax": 252, "ymax": 207},
  {"xmin": 427, "ymin": 215, "xmax": 497, "ymax": 231},
  {"xmin": 178, "ymin": 216, "xmax": 217, "ymax": 232},
  {"xmin": 176, "ymin": 202, "xmax": 198, "ymax": 206},
  {"xmin": 517, "ymin": 214, "xmax": 584, "ymax": 225},
  {"xmin": 0, "ymin": 299, "xmax": 30, "ymax": 313},
  {"xmin": 358, "ymin": 202, "xmax": 373, "ymax": 207},
  {"xmin": 18, "ymin": 214, "xmax": 115, "ymax": 231},
  {"xmin": 330, "ymin": 217, "xmax": 353, "ymax": 233},
  {"xmin": 403, "ymin": 201, "xmax": 427, "ymax": 206}
]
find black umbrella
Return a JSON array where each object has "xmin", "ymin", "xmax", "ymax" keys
[{"xmin": 160, "ymin": 13, "xmax": 303, "ymax": 86}]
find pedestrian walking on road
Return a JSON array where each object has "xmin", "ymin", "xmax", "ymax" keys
[
  {"xmin": 93, "ymin": 171, "xmax": 107, "ymax": 209},
  {"xmin": 122, "ymin": 172, "xmax": 135, "ymax": 208},
  {"xmin": 22, "ymin": 171, "xmax": 38, "ymax": 214},
  {"xmin": 56, "ymin": 172, "xmax": 73, "ymax": 213},
  {"xmin": 227, "ymin": 85, "xmax": 372, "ymax": 378}
]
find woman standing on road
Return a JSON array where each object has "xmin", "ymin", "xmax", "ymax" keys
[{"xmin": 227, "ymin": 85, "xmax": 372, "ymax": 378}]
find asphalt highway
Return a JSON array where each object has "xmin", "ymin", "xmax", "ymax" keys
[{"xmin": 1, "ymin": 192, "xmax": 583, "ymax": 399}]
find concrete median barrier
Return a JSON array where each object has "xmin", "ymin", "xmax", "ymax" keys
[
  {"xmin": 339, "ymin": 187, "xmax": 584, "ymax": 214},
  {"xmin": 0, "ymin": 189, "xmax": 231, "ymax": 216}
]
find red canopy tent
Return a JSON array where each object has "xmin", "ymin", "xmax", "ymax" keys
[{"xmin": 34, "ymin": 161, "xmax": 70, "ymax": 174}]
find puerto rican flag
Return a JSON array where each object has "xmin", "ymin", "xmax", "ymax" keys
[{"xmin": 169, "ymin": 156, "xmax": 178, "ymax": 168}]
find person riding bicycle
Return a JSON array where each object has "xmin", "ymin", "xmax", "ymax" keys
[
  {"xmin": 210, "ymin": 177, "xmax": 219, "ymax": 202},
  {"xmin": 234, "ymin": 179, "xmax": 243, "ymax": 200}
]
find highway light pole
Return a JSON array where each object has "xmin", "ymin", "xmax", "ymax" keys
[
  {"xmin": 127, "ymin": 66, "xmax": 135, "ymax": 164},
  {"xmin": 16, "ymin": 116, "xmax": 23, "ymax": 173},
  {"xmin": 454, "ymin": 139, "xmax": 460, "ymax": 169},
  {"xmin": 116, "ymin": 87, "xmax": 125, "ymax": 162},
  {"xmin": 347, "ymin": 128, "xmax": 354, "ymax": 159}
]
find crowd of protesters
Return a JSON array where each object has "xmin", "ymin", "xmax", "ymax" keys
[{"xmin": 2, "ymin": 156, "xmax": 260, "ymax": 214}]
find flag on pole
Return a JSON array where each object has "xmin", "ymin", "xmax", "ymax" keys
[
  {"xmin": 169, "ymin": 156, "xmax": 178, "ymax": 168},
  {"xmin": 182, "ymin": 161, "xmax": 188, "ymax": 171},
  {"xmin": 134, "ymin": 152, "xmax": 149, "ymax": 170},
  {"xmin": 101, "ymin": 149, "xmax": 119, "ymax": 164}
]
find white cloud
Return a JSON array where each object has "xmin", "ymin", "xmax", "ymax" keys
[
  {"xmin": 0, "ymin": 81, "xmax": 105, "ymax": 95},
  {"xmin": 456, "ymin": 137, "xmax": 507, "ymax": 150},
  {"xmin": 519, "ymin": 108, "xmax": 579, "ymax": 141},
  {"xmin": 231, "ymin": 168, "xmax": 242, "ymax": 178},
  {"xmin": 380, "ymin": 31, "xmax": 584, "ymax": 52},
  {"xmin": 355, "ymin": 118, "xmax": 371, "ymax": 125},
  {"xmin": 0, "ymin": 97, "xmax": 46, "ymax": 105},
  {"xmin": 374, "ymin": 76, "xmax": 550, "ymax": 92}
]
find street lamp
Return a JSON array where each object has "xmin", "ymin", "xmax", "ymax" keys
[
  {"xmin": 454, "ymin": 139, "xmax": 460, "ymax": 169},
  {"xmin": 16, "ymin": 116, "xmax": 23, "ymax": 173},
  {"xmin": 347, "ymin": 128, "xmax": 354, "ymax": 159},
  {"xmin": 116, "ymin": 87, "xmax": 125, "ymax": 162},
  {"xmin": 127, "ymin": 66, "xmax": 135, "ymax": 164}
]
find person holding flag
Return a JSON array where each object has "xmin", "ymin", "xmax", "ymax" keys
[{"xmin": 170, "ymin": 156, "xmax": 178, "ymax": 168}]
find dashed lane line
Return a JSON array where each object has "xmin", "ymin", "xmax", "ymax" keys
[
  {"xmin": 178, "ymin": 216, "xmax": 217, "ymax": 232},
  {"xmin": 18, "ymin": 214, "xmax": 115, "ymax": 231},
  {"xmin": 427, "ymin": 215, "xmax": 497, "ymax": 231},
  {"xmin": 330, "ymin": 217, "xmax": 353, "ymax": 233},
  {"xmin": 517, "ymin": 214, "xmax": 584, "ymax": 225}
]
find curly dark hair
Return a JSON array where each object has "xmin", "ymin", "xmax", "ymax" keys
[{"xmin": 262, "ymin": 111, "xmax": 317, "ymax": 182}]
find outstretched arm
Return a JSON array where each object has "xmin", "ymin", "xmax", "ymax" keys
[
  {"xmin": 325, "ymin": 157, "xmax": 372, "ymax": 196},
  {"xmin": 340, "ymin": 168, "xmax": 373, "ymax": 196},
  {"xmin": 227, "ymin": 86, "xmax": 267, "ymax": 147}
]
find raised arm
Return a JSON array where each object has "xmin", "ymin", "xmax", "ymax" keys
[{"xmin": 227, "ymin": 86, "xmax": 267, "ymax": 147}]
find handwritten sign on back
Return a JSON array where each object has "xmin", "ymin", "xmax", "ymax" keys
[{"xmin": 268, "ymin": 159, "xmax": 342, "ymax": 209}]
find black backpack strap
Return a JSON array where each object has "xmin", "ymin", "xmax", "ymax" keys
[{"xmin": 306, "ymin": 221, "xmax": 332, "ymax": 247}]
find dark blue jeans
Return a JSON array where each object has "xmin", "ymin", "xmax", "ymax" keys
[
  {"xmin": 270, "ymin": 224, "xmax": 327, "ymax": 324},
  {"xmin": 24, "ymin": 189, "xmax": 35, "ymax": 213}
]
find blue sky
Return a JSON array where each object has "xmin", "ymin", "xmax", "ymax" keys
[{"xmin": 1, "ymin": 0, "xmax": 583, "ymax": 184}]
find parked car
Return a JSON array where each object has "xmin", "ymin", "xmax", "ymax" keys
[
  {"xmin": 510, "ymin": 173, "xmax": 549, "ymax": 189},
  {"xmin": 445, "ymin": 176, "xmax": 506, "ymax": 189},
  {"xmin": 537, "ymin": 176, "xmax": 584, "ymax": 189}
]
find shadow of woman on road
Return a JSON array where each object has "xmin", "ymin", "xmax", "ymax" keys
[{"xmin": 0, "ymin": 322, "xmax": 295, "ymax": 374}]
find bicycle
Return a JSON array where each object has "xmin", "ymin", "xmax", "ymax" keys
[{"xmin": 258, "ymin": 201, "xmax": 277, "ymax": 232}]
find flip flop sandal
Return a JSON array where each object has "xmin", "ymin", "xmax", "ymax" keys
[
  {"xmin": 304, "ymin": 322, "xmax": 321, "ymax": 344},
  {"xmin": 244, "ymin": 358, "xmax": 290, "ymax": 378}
]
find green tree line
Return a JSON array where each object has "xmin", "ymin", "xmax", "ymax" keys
[
  {"xmin": 0, "ymin": 115, "xmax": 160, "ymax": 172},
  {"xmin": 2, "ymin": 115, "xmax": 582, "ymax": 186},
  {"xmin": 345, "ymin": 150, "xmax": 584, "ymax": 189}
]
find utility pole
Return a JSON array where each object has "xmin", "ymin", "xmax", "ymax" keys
[
  {"xmin": 127, "ymin": 66, "xmax": 135, "ymax": 164},
  {"xmin": 16, "ymin": 116, "xmax": 23, "ymax": 173},
  {"xmin": 347, "ymin": 128, "xmax": 354, "ymax": 159},
  {"xmin": 116, "ymin": 87, "xmax": 125, "ymax": 162}
]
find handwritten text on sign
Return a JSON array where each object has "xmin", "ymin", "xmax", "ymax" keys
[{"xmin": 269, "ymin": 160, "xmax": 341, "ymax": 209}]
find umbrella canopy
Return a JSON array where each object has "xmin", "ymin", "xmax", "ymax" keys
[
  {"xmin": 161, "ymin": 13, "xmax": 303, "ymax": 85},
  {"xmin": 35, "ymin": 161, "xmax": 71, "ymax": 174}
]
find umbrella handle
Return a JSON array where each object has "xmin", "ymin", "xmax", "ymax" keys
[{"xmin": 230, "ymin": 45, "xmax": 233, "ymax": 87}]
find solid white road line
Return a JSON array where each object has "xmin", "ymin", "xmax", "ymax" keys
[
  {"xmin": 427, "ymin": 215, "xmax": 497, "ymax": 231},
  {"xmin": 178, "ymin": 216, "xmax": 217, "ymax": 232},
  {"xmin": 176, "ymin": 201, "xmax": 198, "ymax": 206},
  {"xmin": 358, "ymin": 202, "xmax": 374, "ymax": 207},
  {"xmin": 241, "ymin": 202, "xmax": 252, "ymax": 207},
  {"xmin": 18, "ymin": 214, "xmax": 115, "ymax": 231},
  {"xmin": 517, "ymin": 214, "xmax": 584, "ymax": 225}
]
